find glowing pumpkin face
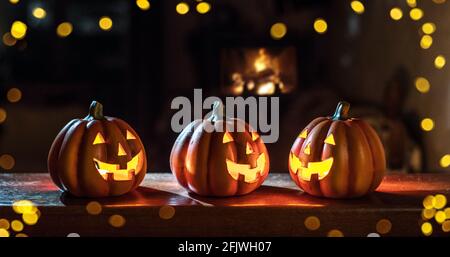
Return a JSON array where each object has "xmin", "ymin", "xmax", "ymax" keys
[
  {"xmin": 170, "ymin": 101, "xmax": 270, "ymax": 196},
  {"xmin": 48, "ymin": 101, "xmax": 147, "ymax": 197},
  {"xmin": 288, "ymin": 101, "xmax": 386, "ymax": 198}
]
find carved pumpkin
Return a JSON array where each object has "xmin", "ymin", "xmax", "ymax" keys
[
  {"xmin": 170, "ymin": 101, "xmax": 270, "ymax": 196},
  {"xmin": 48, "ymin": 101, "xmax": 147, "ymax": 197},
  {"xmin": 288, "ymin": 101, "xmax": 386, "ymax": 198}
]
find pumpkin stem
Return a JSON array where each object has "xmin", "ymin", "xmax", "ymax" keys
[
  {"xmin": 85, "ymin": 101, "xmax": 105, "ymax": 120},
  {"xmin": 207, "ymin": 101, "xmax": 224, "ymax": 122},
  {"xmin": 331, "ymin": 101, "xmax": 350, "ymax": 121}
]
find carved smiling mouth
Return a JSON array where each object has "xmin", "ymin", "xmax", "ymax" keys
[
  {"xmin": 289, "ymin": 152, "xmax": 333, "ymax": 181},
  {"xmin": 226, "ymin": 154, "xmax": 267, "ymax": 183},
  {"xmin": 93, "ymin": 151, "xmax": 144, "ymax": 181}
]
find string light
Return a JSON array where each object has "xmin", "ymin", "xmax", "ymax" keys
[
  {"xmin": 176, "ymin": 2, "xmax": 189, "ymax": 15},
  {"xmin": 57, "ymin": 22, "xmax": 73, "ymax": 38},
  {"xmin": 409, "ymin": 8, "xmax": 423, "ymax": 21},
  {"xmin": 313, "ymin": 18, "xmax": 328, "ymax": 34},
  {"xmin": 422, "ymin": 23, "xmax": 436, "ymax": 34},
  {"xmin": 434, "ymin": 55, "xmax": 446, "ymax": 69},
  {"xmin": 98, "ymin": 16, "xmax": 113, "ymax": 31},
  {"xmin": 32, "ymin": 7, "xmax": 47, "ymax": 19},
  {"xmin": 136, "ymin": 0, "xmax": 150, "ymax": 11},
  {"xmin": 10, "ymin": 21, "xmax": 27, "ymax": 40},
  {"xmin": 350, "ymin": 1, "xmax": 365, "ymax": 14},
  {"xmin": 440, "ymin": 154, "xmax": 450, "ymax": 168},
  {"xmin": 414, "ymin": 77, "xmax": 430, "ymax": 93},
  {"xmin": 420, "ymin": 35, "xmax": 433, "ymax": 49},
  {"xmin": 196, "ymin": 2, "xmax": 211, "ymax": 14},
  {"xmin": 270, "ymin": 22, "xmax": 287, "ymax": 39},
  {"xmin": 390, "ymin": 8, "xmax": 403, "ymax": 21},
  {"xmin": 421, "ymin": 118, "xmax": 434, "ymax": 131}
]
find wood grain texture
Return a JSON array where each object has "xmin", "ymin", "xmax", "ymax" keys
[{"xmin": 0, "ymin": 172, "xmax": 449, "ymax": 236}]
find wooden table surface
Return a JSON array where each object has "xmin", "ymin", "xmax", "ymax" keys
[{"xmin": 0, "ymin": 172, "xmax": 449, "ymax": 237}]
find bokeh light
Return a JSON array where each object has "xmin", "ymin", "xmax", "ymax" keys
[
  {"xmin": 409, "ymin": 8, "xmax": 423, "ymax": 20},
  {"xmin": 0, "ymin": 228, "xmax": 10, "ymax": 237},
  {"xmin": 304, "ymin": 216, "xmax": 320, "ymax": 231},
  {"xmin": 313, "ymin": 18, "xmax": 328, "ymax": 34},
  {"xmin": 422, "ymin": 208, "xmax": 436, "ymax": 220},
  {"xmin": 414, "ymin": 77, "xmax": 430, "ymax": 93},
  {"xmin": 0, "ymin": 219, "xmax": 10, "ymax": 230},
  {"xmin": 67, "ymin": 233, "xmax": 81, "ymax": 237},
  {"xmin": 434, "ymin": 194, "xmax": 447, "ymax": 209},
  {"xmin": 422, "ymin": 23, "xmax": 436, "ymax": 34},
  {"xmin": 406, "ymin": 0, "xmax": 417, "ymax": 8},
  {"xmin": 15, "ymin": 233, "xmax": 28, "ymax": 237},
  {"xmin": 270, "ymin": 22, "xmax": 287, "ymax": 39},
  {"xmin": 11, "ymin": 220, "xmax": 24, "ymax": 232},
  {"xmin": 2, "ymin": 33, "xmax": 17, "ymax": 47},
  {"xmin": 376, "ymin": 219, "xmax": 392, "ymax": 234},
  {"xmin": 442, "ymin": 221, "xmax": 450, "ymax": 232},
  {"xmin": 350, "ymin": 1, "xmax": 365, "ymax": 14},
  {"xmin": 421, "ymin": 222, "xmax": 433, "ymax": 236},
  {"xmin": 423, "ymin": 195, "xmax": 436, "ymax": 209},
  {"xmin": 420, "ymin": 118, "xmax": 434, "ymax": 131},
  {"xmin": 434, "ymin": 55, "xmax": 446, "ymax": 69},
  {"xmin": 9, "ymin": 0, "xmax": 19, "ymax": 4},
  {"xmin": 10, "ymin": 21, "xmax": 27, "ymax": 40},
  {"xmin": 32, "ymin": 7, "xmax": 47, "ymax": 19},
  {"xmin": 440, "ymin": 154, "xmax": 450, "ymax": 168},
  {"xmin": 0, "ymin": 154, "xmax": 15, "ymax": 170},
  {"xmin": 196, "ymin": 2, "xmax": 211, "ymax": 14},
  {"xmin": 435, "ymin": 211, "xmax": 446, "ymax": 224},
  {"xmin": 99, "ymin": 16, "xmax": 113, "ymax": 31},
  {"xmin": 420, "ymin": 35, "xmax": 433, "ymax": 49},
  {"xmin": 159, "ymin": 205, "xmax": 175, "ymax": 219},
  {"xmin": 86, "ymin": 201, "xmax": 102, "ymax": 215},
  {"xmin": 327, "ymin": 229, "xmax": 344, "ymax": 237},
  {"xmin": 22, "ymin": 212, "xmax": 39, "ymax": 225},
  {"xmin": 0, "ymin": 108, "xmax": 7, "ymax": 124},
  {"xmin": 109, "ymin": 214, "xmax": 126, "ymax": 228},
  {"xmin": 57, "ymin": 22, "xmax": 73, "ymax": 38},
  {"xmin": 7, "ymin": 88, "xmax": 22, "ymax": 103},
  {"xmin": 390, "ymin": 8, "xmax": 403, "ymax": 21},
  {"xmin": 136, "ymin": 0, "xmax": 151, "ymax": 11},
  {"xmin": 176, "ymin": 2, "xmax": 189, "ymax": 15}
]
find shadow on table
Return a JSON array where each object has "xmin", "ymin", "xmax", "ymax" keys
[{"xmin": 60, "ymin": 186, "xmax": 201, "ymax": 207}]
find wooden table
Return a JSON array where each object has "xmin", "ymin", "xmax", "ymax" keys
[{"xmin": 0, "ymin": 173, "xmax": 449, "ymax": 237}]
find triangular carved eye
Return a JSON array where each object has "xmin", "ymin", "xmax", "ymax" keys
[
  {"xmin": 246, "ymin": 142, "xmax": 254, "ymax": 154},
  {"xmin": 324, "ymin": 134, "xmax": 335, "ymax": 145},
  {"xmin": 223, "ymin": 132, "xmax": 234, "ymax": 143},
  {"xmin": 251, "ymin": 132, "xmax": 260, "ymax": 141},
  {"xmin": 126, "ymin": 130, "xmax": 136, "ymax": 140},
  {"xmin": 298, "ymin": 129, "xmax": 308, "ymax": 139},
  {"xmin": 118, "ymin": 143, "xmax": 127, "ymax": 156},
  {"xmin": 93, "ymin": 133, "xmax": 106, "ymax": 145}
]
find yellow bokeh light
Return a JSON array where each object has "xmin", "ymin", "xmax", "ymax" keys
[
  {"xmin": 11, "ymin": 220, "xmax": 24, "ymax": 232},
  {"xmin": 99, "ymin": 16, "xmax": 113, "ymax": 31},
  {"xmin": 196, "ymin": 2, "xmax": 211, "ymax": 14},
  {"xmin": 10, "ymin": 21, "xmax": 27, "ymax": 40},
  {"xmin": 420, "ymin": 118, "xmax": 434, "ymax": 131},
  {"xmin": 350, "ymin": 1, "xmax": 365, "ymax": 14},
  {"xmin": 9, "ymin": 0, "xmax": 19, "ymax": 4},
  {"xmin": 420, "ymin": 35, "xmax": 433, "ymax": 49},
  {"xmin": 445, "ymin": 207, "xmax": 450, "ymax": 218},
  {"xmin": 86, "ymin": 201, "xmax": 102, "ymax": 215},
  {"xmin": 423, "ymin": 195, "xmax": 436, "ymax": 209},
  {"xmin": 406, "ymin": 0, "xmax": 417, "ymax": 7},
  {"xmin": 410, "ymin": 8, "xmax": 423, "ymax": 21},
  {"xmin": 422, "ymin": 23, "xmax": 436, "ymax": 34},
  {"xmin": 327, "ymin": 229, "xmax": 344, "ymax": 237},
  {"xmin": 434, "ymin": 194, "xmax": 447, "ymax": 209},
  {"xmin": 57, "ymin": 22, "xmax": 73, "ymax": 38},
  {"xmin": 390, "ymin": 8, "xmax": 403, "ymax": 21},
  {"xmin": 176, "ymin": 2, "xmax": 190, "ymax": 15},
  {"xmin": 0, "ymin": 228, "xmax": 10, "ymax": 237},
  {"xmin": 434, "ymin": 55, "xmax": 446, "ymax": 69},
  {"xmin": 15, "ymin": 233, "xmax": 28, "ymax": 237},
  {"xmin": 0, "ymin": 219, "xmax": 10, "ymax": 230},
  {"xmin": 442, "ymin": 221, "xmax": 450, "ymax": 232},
  {"xmin": 270, "ymin": 22, "xmax": 287, "ymax": 40},
  {"xmin": 304, "ymin": 216, "xmax": 320, "ymax": 231},
  {"xmin": 432, "ymin": 0, "xmax": 446, "ymax": 4},
  {"xmin": 22, "ymin": 212, "xmax": 38, "ymax": 225},
  {"xmin": 435, "ymin": 211, "xmax": 446, "ymax": 224},
  {"xmin": 159, "ymin": 205, "xmax": 176, "ymax": 219},
  {"xmin": 2, "ymin": 33, "xmax": 17, "ymax": 47},
  {"xmin": 440, "ymin": 154, "xmax": 450, "ymax": 168},
  {"xmin": 414, "ymin": 77, "xmax": 430, "ymax": 93},
  {"xmin": 0, "ymin": 154, "xmax": 15, "ymax": 170},
  {"xmin": 422, "ymin": 208, "xmax": 436, "ymax": 220},
  {"xmin": 421, "ymin": 222, "xmax": 433, "ymax": 236},
  {"xmin": 7, "ymin": 88, "xmax": 22, "ymax": 103},
  {"xmin": 376, "ymin": 219, "xmax": 392, "ymax": 234},
  {"xmin": 109, "ymin": 214, "xmax": 126, "ymax": 228},
  {"xmin": 32, "ymin": 7, "xmax": 47, "ymax": 19},
  {"xmin": 313, "ymin": 18, "xmax": 328, "ymax": 34},
  {"xmin": 0, "ymin": 108, "xmax": 7, "ymax": 124},
  {"xmin": 136, "ymin": 0, "xmax": 150, "ymax": 11}
]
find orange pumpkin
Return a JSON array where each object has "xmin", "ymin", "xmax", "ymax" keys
[
  {"xmin": 288, "ymin": 101, "xmax": 386, "ymax": 198},
  {"xmin": 48, "ymin": 101, "xmax": 147, "ymax": 197},
  {"xmin": 170, "ymin": 101, "xmax": 270, "ymax": 196}
]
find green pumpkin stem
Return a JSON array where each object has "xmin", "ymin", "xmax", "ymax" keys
[
  {"xmin": 331, "ymin": 101, "xmax": 350, "ymax": 121},
  {"xmin": 208, "ymin": 101, "xmax": 224, "ymax": 122},
  {"xmin": 85, "ymin": 101, "xmax": 105, "ymax": 120}
]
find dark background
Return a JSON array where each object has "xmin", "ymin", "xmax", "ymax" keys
[{"xmin": 0, "ymin": 0, "xmax": 449, "ymax": 173}]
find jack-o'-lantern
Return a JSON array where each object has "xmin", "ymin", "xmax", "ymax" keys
[
  {"xmin": 288, "ymin": 101, "xmax": 386, "ymax": 198},
  {"xmin": 48, "ymin": 101, "xmax": 147, "ymax": 197},
  {"xmin": 170, "ymin": 101, "xmax": 270, "ymax": 196}
]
